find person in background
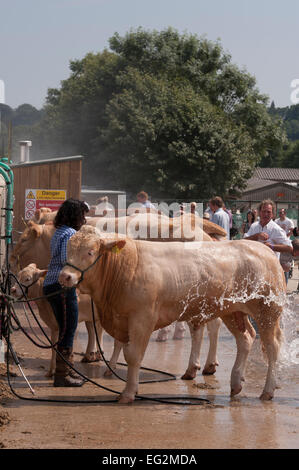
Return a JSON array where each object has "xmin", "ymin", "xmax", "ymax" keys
[
  {"xmin": 209, "ymin": 196, "xmax": 230, "ymax": 240},
  {"xmin": 275, "ymin": 208, "xmax": 294, "ymax": 237},
  {"xmin": 204, "ymin": 203, "xmax": 213, "ymax": 220},
  {"xmin": 223, "ymin": 204, "xmax": 233, "ymax": 230},
  {"xmin": 280, "ymin": 238, "xmax": 299, "ymax": 284},
  {"xmin": 136, "ymin": 191, "xmax": 156, "ymax": 210},
  {"xmin": 244, "ymin": 199, "xmax": 292, "ymax": 331},
  {"xmin": 252, "ymin": 208, "xmax": 259, "ymax": 222},
  {"xmin": 95, "ymin": 196, "xmax": 114, "ymax": 216},
  {"xmin": 43, "ymin": 198, "xmax": 89, "ymax": 387},
  {"xmin": 243, "ymin": 199, "xmax": 292, "ymax": 260},
  {"xmin": 241, "ymin": 210, "xmax": 256, "ymax": 235},
  {"xmin": 190, "ymin": 202, "xmax": 200, "ymax": 216}
]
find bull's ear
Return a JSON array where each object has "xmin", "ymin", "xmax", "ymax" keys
[
  {"xmin": 37, "ymin": 269, "xmax": 47, "ymax": 278},
  {"xmin": 28, "ymin": 221, "xmax": 43, "ymax": 238},
  {"xmin": 104, "ymin": 239, "xmax": 126, "ymax": 253}
]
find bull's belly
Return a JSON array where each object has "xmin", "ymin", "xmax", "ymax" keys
[{"xmin": 153, "ymin": 296, "xmax": 218, "ymax": 329}]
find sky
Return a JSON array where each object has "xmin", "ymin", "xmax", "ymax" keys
[{"xmin": 1, "ymin": 0, "xmax": 299, "ymax": 109}]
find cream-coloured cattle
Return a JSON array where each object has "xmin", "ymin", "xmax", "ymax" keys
[
  {"xmin": 10, "ymin": 216, "xmax": 225, "ymax": 374},
  {"xmin": 32, "ymin": 208, "xmax": 57, "ymax": 224},
  {"xmin": 59, "ymin": 226, "xmax": 285, "ymax": 403},
  {"xmin": 92, "ymin": 213, "xmax": 225, "ymax": 375},
  {"xmin": 88, "ymin": 212, "xmax": 227, "ymax": 241},
  {"xmin": 11, "ymin": 263, "xmax": 104, "ymax": 376},
  {"xmin": 91, "ymin": 213, "xmax": 225, "ymax": 375}
]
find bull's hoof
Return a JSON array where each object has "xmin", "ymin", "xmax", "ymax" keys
[
  {"xmin": 81, "ymin": 352, "xmax": 99, "ymax": 363},
  {"xmin": 156, "ymin": 330, "xmax": 169, "ymax": 342},
  {"xmin": 230, "ymin": 385, "xmax": 242, "ymax": 397},
  {"xmin": 156, "ymin": 335, "xmax": 168, "ymax": 342},
  {"xmin": 259, "ymin": 391, "xmax": 273, "ymax": 401},
  {"xmin": 95, "ymin": 351, "xmax": 103, "ymax": 361},
  {"xmin": 173, "ymin": 331, "xmax": 185, "ymax": 340},
  {"xmin": 181, "ymin": 367, "xmax": 200, "ymax": 380},
  {"xmin": 117, "ymin": 394, "xmax": 134, "ymax": 404},
  {"xmin": 104, "ymin": 367, "xmax": 115, "ymax": 377},
  {"xmin": 202, "ymin": 363, "xmax": 218, "ymax": 375}
]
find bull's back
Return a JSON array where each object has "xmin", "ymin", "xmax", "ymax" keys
[{"xmin": 132, "ymin": 239, "xmax": 285, "ymax": 302}]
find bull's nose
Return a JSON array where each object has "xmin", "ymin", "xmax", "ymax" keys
[{"xmin": 59, "ymin": 271, "xmax": 73, "ymax": 286}]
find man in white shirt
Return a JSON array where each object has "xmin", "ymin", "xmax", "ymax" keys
[
  {"xmin": 275, "ymin": 208, "xmax": 294, "ymax": 237},
  {"xmin": 243, "ymin": 199, "xmax": 292, "ymax": 260},
  {"xmin": 209, "ymin": 196, "xmax": 230, "ymax": 240}
]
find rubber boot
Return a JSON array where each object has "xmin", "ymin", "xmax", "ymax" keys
[{"xmin": 54, "ymin": 346, "xmax": 85, "ymax": 387}]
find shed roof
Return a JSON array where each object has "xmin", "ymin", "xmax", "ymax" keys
[
  {"xmin": 253, "ymin": 167, "xmax": 299, "ymax": 182},
  {"xmin": 11, "ymin": 155, "xmax": 84, "ymax": 168}
]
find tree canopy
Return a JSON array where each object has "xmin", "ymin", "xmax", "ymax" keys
[{"xmin": 9, "ymin": 28, "xmax": 287, "ymax": 199}]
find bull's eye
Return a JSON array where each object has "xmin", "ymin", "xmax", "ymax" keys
[{"xmin": 88, "ymin": 250, "xmax": 94, "ymax": 256}]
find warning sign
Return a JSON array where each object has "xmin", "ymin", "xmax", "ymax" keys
[
  {"xmin": 36, "ymin": 190, "xmax": 66, "ymax": 200},
  {"xmin": 25, "ymin": 189, "xmax": 67, "ymax": 220},
  {"xmin": 25, "ymin": 199, "xmax": 36, "ymax": 210},
  {"xmin": 26, "ymin": 191, "xmax": 36, "ymax": 199}
]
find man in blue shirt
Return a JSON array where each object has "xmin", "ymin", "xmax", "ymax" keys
[{"xmin": 209, "ymin": 196, "xmax": 230, "ymax": 240}]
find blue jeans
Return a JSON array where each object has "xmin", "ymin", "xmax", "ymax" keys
[
  {"xmin": 43, "ymin": 283, "xmax": 78, "ymax": 349},
  {"xmin": 284, "ymin": 271, "xmax": 289, "ymax": 284}
]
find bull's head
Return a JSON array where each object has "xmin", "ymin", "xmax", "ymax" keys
[
  {"xmin": 9, "ymin": 222, "xmax": 53, "ymax": 274},
  {"xmin": 59, "ymin": 226, "xmax": 126, "ymax": 289},
  {"xmin": 11, "ymin": 263, "xmax": 47, "ymax": 298}
]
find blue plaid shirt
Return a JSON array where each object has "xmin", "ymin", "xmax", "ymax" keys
[{"xmin": 43, "ymin": 225, "xmax": 76, "ymax": 286}]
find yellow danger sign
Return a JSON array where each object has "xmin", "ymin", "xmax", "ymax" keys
[{"xmin": 36, "ymin": 190, "xmax": 67, "ymax": 200}]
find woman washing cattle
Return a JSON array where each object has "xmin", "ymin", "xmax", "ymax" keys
[{"xmin": 43, "ymin": 198, "xmax": 89, "ymax": 387}]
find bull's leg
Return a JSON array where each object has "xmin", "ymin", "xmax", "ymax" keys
[
  {"xmin": 256, "ymin": 312, "xmax": 282, "ymax": 401},
  {"xmin": 104, "ymin": 339, "xmax": 123, "ymax": 376},
  {"xmin": 81, "ymin": 321, "xmax": 97, "ymax": 362},
  {"xmin": 46, "ymin": 329, "xmax": 59, "ymax": 377},
  {"xmin": 81, "ymin": 321, "xmax": 104, "ymax": 362},
  {"xmin": 222, "ymin": 314, "xmax": 255, "ymax": 397},
  {"xmin": 119, "ymin": 318, "xmax": 155, "ymax": 403},
  {"xmin": 181, "ymin": 322, "xmax": 205, "ymax": 380},
  {"xmin": 94, "ymin": 321, "xmax": 104, "ymax": 361},
  {"xmin": 156, "ymin": 325, "xmax": 171, "ymax": 342},
  {"xmin": 173, "ymin": 321, "xmax": 186, "ymax": 340},
  {"xmin": 202, "ymin": 318, "xmax": 222, "ymax": 375}
]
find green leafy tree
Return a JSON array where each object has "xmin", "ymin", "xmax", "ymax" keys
[
  {"xmin": 34, "ymin": 28, "xmax": 286, "ymax": 198},
  {"xmin": 281, "ymin": 140, "xmax": 299, "ymax": 168},
  {"xmin": 102, "ymin": 69, "xmax": 256, "ymax": 198},
  {"xmin": 12, "ymin": 104, "xmax": 43, "ymax": 127}
]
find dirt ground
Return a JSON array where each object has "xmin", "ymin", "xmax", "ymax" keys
[{"xmin": 0, "ymin": 272, "xmax": 298, "ymax": 450}]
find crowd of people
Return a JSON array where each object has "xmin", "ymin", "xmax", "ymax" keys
[{"xmin": 203, "ymin": 196, "xmax": 298, "ymax": 285}]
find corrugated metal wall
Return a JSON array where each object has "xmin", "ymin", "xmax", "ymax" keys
[{"xmin": 241, "ymin": 183, "xmax": 299, "ymax": 203}]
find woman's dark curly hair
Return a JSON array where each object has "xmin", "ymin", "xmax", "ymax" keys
[{"xmin": 54, "ymin": 198, "xmax": 89, "ymax": 230}]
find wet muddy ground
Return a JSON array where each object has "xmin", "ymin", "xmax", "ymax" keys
[{"xmin": 0, "ymin": 275, "xmax": 298, "ymax": 450}]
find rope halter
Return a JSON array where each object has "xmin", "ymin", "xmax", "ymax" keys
[{"xmin": 64, "ymin": 252, "xmax": 103, "ymax": 285}]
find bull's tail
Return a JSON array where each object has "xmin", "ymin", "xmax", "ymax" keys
[{"xmin": 260, "ymin": 317, "xmax": 283, "ymax": 362}]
